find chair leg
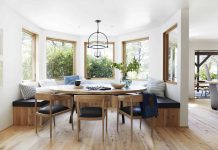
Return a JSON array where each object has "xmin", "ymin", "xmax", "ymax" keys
[
  {"xmin": 117, "ymin": 111, "xmax": 119, "ymax": 132},
  {"xmin": 151, "ymin": 118, "xmax": 154, "ymax": 138},
  {"xmin": 106, "ymin": 110, "xmax": 108, "ymax": 133},
  {"xmin": 102, "ymin": 117, "xmax": 104, "ymax": 142},
  {"xmin": 131, "ymin": 117, "xmax": 133, "ymax": 141},
  {"xmin": 140, "ymin": 118, "xmax": 142, "ymax": 130},
  {"xmin": 79, "ymin": 120, "xmax": 81, "ymax": 131},
  {"xmin": 77, "ymin": 119, "xmax": 80, "ymax": 141},
  {"xmin": 50, "ymin": 117, "xmax": 52, "ymax": 139},
  {"xmin": 117, "ymin": 100, "xmax": 119, "ymax": 133},
  {"xmin": 53, "ymin": 116, "xmax": 56, "ymax": 126},
  {"xmin": 35, "ymin": 114, "xmax": 38, "ymax": 134},
  {"xmin": 75, "ymin": 102, "xmax": 77, "ymax": 113}
]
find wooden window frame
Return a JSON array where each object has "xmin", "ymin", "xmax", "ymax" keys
[
  {"xmin": 163, "ymin": 24, "xmax": 178, "ymax": 84},
  {"xmin": 46, "ymin": 38, "xmax": 77, "ymax": 78},
  {"xmin": 84, "ymin": 42, "xmax": 115, "ymax": 80},
  {"xmin": 22, "ymin": 29, "xmax": 37, "ymax": 81},
  {"xmin": 122, "ymin": 37, "xmax": 149, "ymax": 81}
]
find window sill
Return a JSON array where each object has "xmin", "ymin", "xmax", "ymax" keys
[{"xmin": 85, "ymin": 77, "xmax": 115, "ymax": 80}]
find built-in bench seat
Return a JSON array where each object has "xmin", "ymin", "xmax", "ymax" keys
[
  {"xmin": 12, "ymin": 98, "xmax": 49, "ymax": 126},
  {"xmin": 157, "ymin": 97, "xmax": 180, "ymax": 108},
  {"xmin": 13, "ymin": 96, "xmax": 180, "ymax": 127},
  {"xmin": 149, "ymin": 97, "xmax": 180, "ymax": 127}
]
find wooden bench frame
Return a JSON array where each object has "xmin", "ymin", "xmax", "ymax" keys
[
  {"xmin": 147, "ymin": 108, "xmax": 180, "ymax": 127},
  {"xmin": 13, "ymin": 107, "xmax": 47, "ymax": 126}
]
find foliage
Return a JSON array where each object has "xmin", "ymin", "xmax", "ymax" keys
[
  {"xmin": 46, "ymin": 42, "xmax": 73, "ymax": 79},
  {"xmin": 211, "ymin": 72, "xmax": 217, "ymax": 79},
  {"xmin": 199, "ymin": 68, "xmax": 207, "ymax": 80},
  {"xmin": 197, "ymin": 64, "xmax": 217, "ymax": 80},
  {"xmin": 124, "ymin": 40, "xmax": 149, "ymax": 80},
  {"xmin": 87, "ymin": 56, "xmax": 113, "ymax": 78},
  {"xmin": 111, "ymin": 57, "xmax": 140, "ymax": 76}
]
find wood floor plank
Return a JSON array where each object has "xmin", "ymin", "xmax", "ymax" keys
[{"xmin": 0, "ymin": 99, "xmax": 218, "ymax": 150}]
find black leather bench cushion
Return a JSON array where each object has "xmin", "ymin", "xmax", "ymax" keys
[
  {"xmin": 121, "ymin": 106, "xmax": 142, "ymax": 116},
  {"xmin": 38, "ymin": 104, "xmax": 69, "ymax": 114},
  {"xmin": 157, "ymin": 97, "xmax": 180, "ymax": 108},
  {"xmin": 80, "ymin": 107, "xmax": 104, "ymax": 118},
  {"xmin": 12, "ymin": 98, "xmax": 49, "ymax": 107}
]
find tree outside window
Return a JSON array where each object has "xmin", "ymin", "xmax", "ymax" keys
[
  {"xmin": 85, "ymin": 42, "xmax": 114, "ymax": 79},
  {"xmin": 46, "ymin": 39, "xmax": 75, "ymax": 79},
  {"xmin": 123, "ymin": 38, "xmax": 149, "ymax": 80}
]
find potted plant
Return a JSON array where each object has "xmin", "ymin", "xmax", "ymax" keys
[{"xmin": 111, "ymin": 57, "xmax": 140, "ymax": 87}]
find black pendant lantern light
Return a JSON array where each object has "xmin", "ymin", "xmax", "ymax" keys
[{"xmin": 87, "ymin": 20, "xmax": 108, "ymax": 58}]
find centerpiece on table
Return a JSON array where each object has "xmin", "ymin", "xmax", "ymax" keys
[{"xmin": 111, "ymin": 57, "xmax": 140, "ymax": 88}]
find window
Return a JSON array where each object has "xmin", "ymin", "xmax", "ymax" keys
[
  {"xmin": 21, "ymin": 29, "xmax": 36, "ymax": 80},
  {"xmin": 163, "ymin": 24, "xmax": 178, "ymax": 83},
  {"xmin": 46, "ymin": 38, "xmax": 76, "ymax": 79},
  {"xmin": 84, "ymin": 42, "xmax": 114, "ymax": 79},
  {"xmin": 123, "ymin": 38, "xmax": 149, "ymax": 80}
]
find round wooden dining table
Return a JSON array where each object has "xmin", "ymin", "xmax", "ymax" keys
[
  {"xmin": 49, "ymin": 84, "xmax": 146, "ymax": 124},
  {"xmin": 49, "ymin": 84, "xmax": 146, "ymax": 95}
]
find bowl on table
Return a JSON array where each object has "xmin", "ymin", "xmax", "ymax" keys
[{"xmin": 111, "ymin": 82, "xmax": 125, "ymax": 89}]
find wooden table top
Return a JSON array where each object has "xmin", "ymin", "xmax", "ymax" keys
[{"xmin": 49, "ymin": 84, "xmax": 146, "ymax": 95}]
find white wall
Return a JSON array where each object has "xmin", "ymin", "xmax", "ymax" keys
[
  {"xmin": 149, "ymin": 9, "xmax": 189, "ymax": 126},
  {"xmin": 0, "ymin": 4, "xmax": 43, "ymax": 131},
  {"xmin": 189, "ymin": 39, "xmax": 218, "ymax": 98},
  {"xmin": 166, "ymin": 9, "xmax": 189, "ymax": 127}
]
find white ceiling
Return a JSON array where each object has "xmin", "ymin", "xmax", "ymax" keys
[
  {"xmin": 3, "ymin": 0, "xmax": 188, "ymax": 36},
  {"xmin": 190, "ymin": 0, "xmax": 218, "ymax": 40}
]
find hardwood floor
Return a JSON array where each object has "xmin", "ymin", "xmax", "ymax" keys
[{"xmin": 0, "ymin": 99, "xmax": 218, "ymax": 150}]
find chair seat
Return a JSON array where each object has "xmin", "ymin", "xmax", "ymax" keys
[
  {"xmin": 120, "ymin": 106, "xmax": 142, "ymax": 116},
  {"xmin": 80, "ymin": 107, "xmax": 104, "ymax": 118},
  {"xmin": 38, "ymin": 104, "xmax": 69, "ymax": 114}
]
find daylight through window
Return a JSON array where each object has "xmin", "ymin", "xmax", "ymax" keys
[
  {"xmin": 85, "ymin": 42, "xmax": 114, "ymax": 79},
  {"xmin": 21, "ymin": 29, "xmax": 36, "ymax": 80},
  {"xmin": 46, "ymin": 38, "xmax": 76, "ymax": 79},
  {"xmin": 163, "ymin": 24, "xmax": 178, "ymax": 83},
  {"xmin": 123, "ymin": 38, "xmax": 149, "ymax": 80}
]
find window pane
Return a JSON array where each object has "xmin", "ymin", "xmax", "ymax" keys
[
  {"xmin": 21, "ymin": 31, "xmax": 34, "ymax": 80},
  {"xmin": 168, "ymin": 27, "xmax": 178, "ymax": 82},
  {"xmin": 46, "ymin": 39, "xmax": 75, "ymax": 79},
  {"xmin": 125, "ymin": 39, "xmax": 149, "ymax": 80},
  {"xmin": 85, "ymin": 43, "xmax": 114, "ymax": 78}
]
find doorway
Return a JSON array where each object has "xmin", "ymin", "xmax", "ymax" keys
[{"xmin": 194, "ymin": 50, "xmax": 218, "ymax": 98}]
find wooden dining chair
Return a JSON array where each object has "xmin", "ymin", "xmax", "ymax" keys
[
  {"xmin": 117, "ymin": 93, "xmax": 143, "ymax": 141},
  {"xmin": 35, "ymin": 93, "xmax": 72, "ymax": 139},
  {"xmin": 75, "ymin": 95, "xmax": 109, "ymax": 142}
]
